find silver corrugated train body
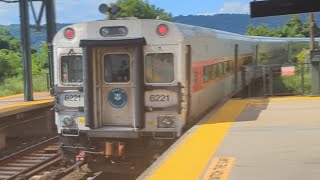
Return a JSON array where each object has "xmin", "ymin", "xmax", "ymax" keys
[{"xmin": 52, "ymin": 19, "xmax": 313, "ymax": 167}]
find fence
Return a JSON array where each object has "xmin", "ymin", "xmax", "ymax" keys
[
  {"xmin": 241, "ymin": 63, "xmax": 311, "ymax": 98},
  {"xmin": 0, "ymin": 74, "xmax": 49, "ymax": 97},
  {"xmin": 33, "ymin": 74, "xmax": 50, "ymax": 92}
]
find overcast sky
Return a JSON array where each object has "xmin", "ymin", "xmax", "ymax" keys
[{"xmin": 0, "ymin": 0, "xmax": 250, "ymax": 25}]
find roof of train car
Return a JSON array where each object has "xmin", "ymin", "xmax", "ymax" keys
[
  {"xmin": 54, "ymin": 18, "xmax": 253, "ymax": 41},
  {"xmin": 173, "ymin": 22, "xmax": 253, "ymax": 41},
  {"xmin": 53, "ymin": 18, "xmax": 320, "ymax": 45}
]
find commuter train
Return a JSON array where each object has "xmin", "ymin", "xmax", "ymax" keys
[{"xmin": 52, "ymin": 18, "xmax": 310, "ymax": 170}]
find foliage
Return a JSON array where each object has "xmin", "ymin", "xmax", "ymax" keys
[
  {"xmin": 281, "ymin": 70, "xmax": 311, "ymax": 95},
  {"xmin": 0, "ymin": 28, "xmax": 21, "ymax": 51},
  {"xmin": 2, "ymin": 24, "xmax": 69, "ymax": 51},
  {"xmin": 0, "ymin": 29, "xmax": 23, "ymax": 82},
  {"xmin": 109, "ymin": 0, "xmax": 172, "ymax": 21},
  {"xmin": 281, "ymin": 15, "xmax": 305, "ymax": 37},
  {"xmin": 32, "ymin": 43, "xmax": 49, "ymax": 74},
  {"xmin": 295, "ymin": 49, "xmax": 310, "ymax": 64},
  {"xmin": 247, "ymin": 24, "xmax": 278, "ymax": 37},
  {"xmin": 246, "ymin": 15, "xmax": 314, "ymax": 95},
  {"xmin": 0, "ymin": 74, "xmax": 49, "ymax": 97},
  {"xmin": 0, "ymin": 27, "xmax": 49, "ymax": 96},
  {"xmin": 0, "ymin": 49, "xmax": 22, "ymax": 81},
  {"xmin": 0, "ymin": 76, "xmax": 24, "ymax": 97},
  {"xmin": 246, "ymin": 15, "xmax": 320, "ymax": 38}
]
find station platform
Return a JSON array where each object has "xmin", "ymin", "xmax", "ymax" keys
[
  {"xmin": 139, "ymin": 96, "xmax": 320, "ymax": 180},
  {"xmin": 0, "ymin": 92, "xmax": 53, "ymax": 118},
  {"xmin": 0, "ymin": 92, "xmax": 54, "ymax": 149}
]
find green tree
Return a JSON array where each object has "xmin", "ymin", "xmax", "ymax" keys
[
  {"xmin": 295, "ymin": 48, "xmax": 309, "ymax": 64},
  {"xmin": 0, "ymin": 49, "xmax": 22, "ymax": 80},
  {"xmin": 0, "ymin": 28, "xmax": 21, "ymax": 51},
  {"xmin": 246, "ymin": 15, "xmax": 320, "ymax": 38},
  {"xmin": 281, "ymin": 15, "xmax": 304, "ymax": 37},
  {"xmin": 109, "ymin": 0, "xmax": 172, "ymax": 21},
  {"xmin": 32, "ymin": 43, "xmax": 48, "ymax": 74},
  {"xmin": 246, "ymin": 24, "xmax": 275, "ymax": 36},
  {"xmin": 0, "ymin": 55, "xmax": 11, "ymax": 82},
  {"xmin": 0, "ymin": 27, "xmax": 50, "ymax": 96},
  {"xmin": 0, "ymin": 28, "xmax": 23, "ymax": 81}
]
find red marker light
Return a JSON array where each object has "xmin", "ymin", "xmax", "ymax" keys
[
  {"xmin": 65, "ymin": 28, "xmax": 75, "ymax": 39},
  {"xmin": 157, "ymin": 24, "xmax": 169, "ymax": 36}
]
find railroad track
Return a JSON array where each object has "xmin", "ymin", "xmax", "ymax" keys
[{"xmin": 0, "ymin": 136, "xmax": 61, "ymax": 180}]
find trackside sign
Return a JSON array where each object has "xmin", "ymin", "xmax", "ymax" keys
[{"xmin": 281, "ymin": 66, "xmax": 296, "ymax": 76}]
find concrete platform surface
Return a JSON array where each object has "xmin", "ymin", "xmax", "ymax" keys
[
  {"xmin": 139, "ymin": 97, "xmax": 320, "ymax": 180},
  {"xmin": 0, "ymin": 92, "xmax": 53, "ymax": 118}
]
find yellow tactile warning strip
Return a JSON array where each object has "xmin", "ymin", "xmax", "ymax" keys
[
  {"xmin": 0, "ymin": 93, "xmax": 25, "ymax": 100},
  {"xmin": 0, "ymin": 92, "xmax": 50, "ymax": 101},
  {"xmin": 147, "ymin": 100, "xmax": 249, "ymax": 180},
  {"xmin": 253, "ymin": 96, "xmax": 320, "ymax": 102},
  {"xmin": 201, "ymin": 157, "xmax": 235, "ymax": 180},
  {"xmin": 0, "ymin": 92, "xmax": 53, "ymax": 111},
  {"xmin": 0, "ymin": 99, "xmax": 54, "ymax": 114}
]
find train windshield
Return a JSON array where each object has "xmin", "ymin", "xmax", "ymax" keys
[
  {"xmin": 145, "ymin": 53, "xmax": 174, "ymax": 83},
  {"xmin": 104, "ymin": 54, "xmax": 130, "ymax": 83},
  {"xmin": 60, "ymin": 55, "xmax": 83, "ymax": 84}
]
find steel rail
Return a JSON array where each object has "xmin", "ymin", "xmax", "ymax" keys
[{"xmin": 0, "ymin": 136, "xmax": 61, "ymax": 180}]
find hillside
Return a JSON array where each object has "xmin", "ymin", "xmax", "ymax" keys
[
  {"xmin": 1, "ymin": 13, "xmax": 320, "ymax": 50},
  {"xmin": 174, "ymin": 13, "xmax": 320, "ymax": 34},
  {"xmin": 0, "ymin": 24, "xmax": 69, "ymax": 51}
]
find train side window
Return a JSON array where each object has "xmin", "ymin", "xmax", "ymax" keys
[
  {"xmin": 221, "ymin": 63, "xmax": 225, "ymax": 75},
  {"xmin": 217, "ymin": 63, "xmax": 224, "ymax": 76},
  {"xmin": 225, "ymin": 61, "xmax": 231, "ymax": 73},
  {"xmin": 203, "ymin": 65, "xmax": 211, "ymax": 83},
  {"xmin": 104, "ymin": 54, "xmax": 130, "ymax": 83},
  {"xmin": 211, "ymin": 64, "xmax": 216, "ymax": 80},
  {"xmin": 193, "ymin": 68, "xmax": 197, "ymax": 86},
  {"xmin": 244, "ymin": 56, "xmax": 253, "ymax": 65},
  {"xmin": 145, "ymin": 53, "xmax": 174, "ymax": 83},
  {"xmin": 216, "ymin": 64, "xmax": 220, "ymax": 77},
  {"xmin": 60, "ymin": 55, "xmax": 83, "ymax": 84}
]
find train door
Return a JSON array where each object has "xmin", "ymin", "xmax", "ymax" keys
[
  {"xmin": 96, "ymin": 47, "xmax": 133, "ymax": 126},
  {"xmin": 91, "ymin": 45, "xmax": 145, "ymax": 128},
  {"xmin": 81, "ymin": 38, "xmax": 145, "ymax": 130}
]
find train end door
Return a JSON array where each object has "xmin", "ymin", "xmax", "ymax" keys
[{"xmin": 80, "ymin": 38, "xmax": 145, "ymax": 132}]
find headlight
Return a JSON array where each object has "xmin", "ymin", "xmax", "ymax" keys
[
  {"xmin": 158, "ymin": 116, "xmax": 176, "ymax": 128},
  {"xmin": 63, "ymin": 117, "xmax": 75, "ymax": 127}
]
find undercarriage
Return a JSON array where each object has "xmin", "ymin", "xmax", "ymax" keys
[{"xmin": 59, "ymin": 134, "xmax": 174, "ymax": 173}]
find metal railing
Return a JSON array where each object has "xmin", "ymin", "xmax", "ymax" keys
[
  {"xmin": 33, "ymin": 73, "xmax": 50, "ymax": 92},
  {"xmin": 241, "ymin": 63, "xmax": 312, "ymax": 97}
]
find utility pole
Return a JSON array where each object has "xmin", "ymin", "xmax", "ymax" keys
[
  {"xmin": 19, "ymin": 0, "xmax": 33, "ymax": 101},
  {"xmin": 1, "ymin": 0, "xmax": 57, "ymax": 100},
  {"xmin": 310, "ymin": 13, "xmax": 315, "ymax": 50},
  {"xmin": 310, "ymin": 12, "xmax": 320, "ymax": 95},
  {"xmin": 46, "ymin": 0, "xmax": 57, "ymax": 92}
]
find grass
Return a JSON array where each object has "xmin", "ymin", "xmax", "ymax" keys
[
  {"xmin": 0, "ymin": 75, "xmax": 49, "ymax": 97},
  {"xmin": 280, "ymin": 67, "xmax": 311, "ymax": 95}
]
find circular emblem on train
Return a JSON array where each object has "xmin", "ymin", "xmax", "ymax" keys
[{"xmin": 108, "ymin": 88, "xmax": 128, "ymax": 109}]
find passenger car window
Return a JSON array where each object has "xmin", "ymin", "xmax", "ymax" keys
[
  {"xmin": 104, "ymin": 54, "xmax": 130, "ymax": 83},
  {"xmin": 145, "ymin": 53, "xmax": 174, "ymax": 83},
  {"xmin": 61, "ymin": 55, "xmax": 83, "ymax": 83},
  {"xmin": 218, "ymin": 63, "xmax": 224, "ymax": 76},
  {"xmin": 193, "ymin": 68, "xmax": 198, "ymax": 85},
  {"xmin": 225, "ymin": 61, "xmax": 230, "ymax": 73},
  {"xmin": 211, "ymin": 64, "xmax": 216, "ymax": 79},
  {"xmin": 203, "ymin": 65, "xmax": 211, "ymax": 83}
]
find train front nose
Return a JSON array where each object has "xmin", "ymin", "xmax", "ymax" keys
[{"xmin": 80, "ymin": 38, "xmax": 146, "ymax": 137}]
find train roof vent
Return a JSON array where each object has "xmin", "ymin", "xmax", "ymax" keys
[{"xmin": 115, "ymin": 17, "xmax": 138, "ymax": 20}]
